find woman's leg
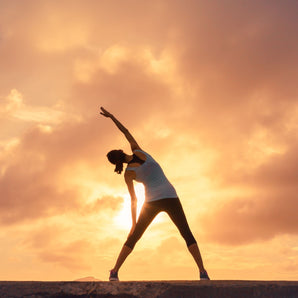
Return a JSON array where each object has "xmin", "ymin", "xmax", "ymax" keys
[
  {"xmin": 164, "ymin": 198, "xmax": 207, "ymax": 273},
  {"xmin": 187, "ymin": 243, "xmax": 205, "ymax": 272},
  {"xmin": 112, "ymin": 202, "xmax": 158, "ymax": 273},
  {"xmin": 112, "ymin": 244, "xmax": 132, "ymax": 273}
]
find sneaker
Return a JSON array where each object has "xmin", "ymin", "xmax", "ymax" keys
[
  {"xmin": 109, "ymin": 269, "xmax": 119, "ymax": 281},
  {"xmin": 200, "ymin": 270, "xmax": 210, "ymax": 280}
]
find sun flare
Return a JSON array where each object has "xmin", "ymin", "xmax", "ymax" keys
[{"xmin": 113, "ymin": 184, "xmax": 145, "ymax": 229}]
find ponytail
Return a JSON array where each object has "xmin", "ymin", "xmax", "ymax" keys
[{"xmin": 114, "ymin": 161, "xmax": 124, "ymax": 174}]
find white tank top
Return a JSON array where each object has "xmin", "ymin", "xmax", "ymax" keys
[{"xmin": 125, "ymin": 149, "xmax": 178, "ymax": 202}]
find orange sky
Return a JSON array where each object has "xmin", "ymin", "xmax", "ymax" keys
[{"xmin": 0, "ymin": 0, "xmax": 297, "ymax": 281}]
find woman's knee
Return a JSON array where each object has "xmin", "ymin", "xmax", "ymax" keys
[
  {"xmin": 124, "ymin": 231, "xmax": 141, "ymax": 249},
  {"xmin": 181, "ymin": 230, "xmax": 197, "ymax": 247},
  {"xmin": 124, "ymin": 238, "xmax": 139, "ymax": 250},
  {"xmin": 186, "ymin": 237, "xmax": 197, "ymax": 247}
]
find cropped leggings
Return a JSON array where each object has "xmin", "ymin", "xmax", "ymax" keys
[{"xmin": 124, "ymin": 197, "xmax": 197, "ymax": 249}]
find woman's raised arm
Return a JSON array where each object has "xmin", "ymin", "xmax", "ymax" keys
[{"xmin": 100, "ymin": 107, "xmax": 140, "ymax": 152}]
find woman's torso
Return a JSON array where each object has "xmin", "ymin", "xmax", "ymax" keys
[{"xmin": 125, "ymin": 149, "xmax": 178, "ymax": 202}]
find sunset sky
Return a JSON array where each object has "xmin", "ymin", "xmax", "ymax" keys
[{"xmin": 0, "ymin": 0, "xmax": 297, "ymax": 281}]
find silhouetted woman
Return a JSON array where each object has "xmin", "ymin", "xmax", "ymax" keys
[{"xmin": 100, "ymin": 107, "xmax": 210, "ymax": 281}]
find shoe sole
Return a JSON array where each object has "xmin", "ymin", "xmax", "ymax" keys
[{"xmin": 109, "ymin": 278, "xmax": 119, "ymax": 281}]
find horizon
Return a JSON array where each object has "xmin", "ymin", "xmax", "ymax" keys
[{"xmin": 0, "ymin": 0, "xmax": 297, "ymax": 282}]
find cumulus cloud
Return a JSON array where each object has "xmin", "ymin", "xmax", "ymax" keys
[
  {"xmin": 0, "ymin": 114, "xmax": 124, "ymax": 225},
  {"xmin": 70, "ymin": 49, "xmax": 179, "ymax": 123},
  {"xmin": 0, "ymin": 89, "xmax": 23, "ymax": 114},
  {"xmin": 0, "ymin": 89, "xmax": 68, "ymax": 126}
]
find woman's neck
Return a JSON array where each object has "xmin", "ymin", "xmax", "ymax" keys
[{"xmin": 125, "ymin": 154, "xmax": 133, "ymax": 163}]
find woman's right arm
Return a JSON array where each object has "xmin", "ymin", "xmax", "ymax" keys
[
  {"xmin": 100, "ymin": 107, "xmax": 141, "ymax": 152},
  {"xmin": 124, "ymin": 170, "xmax": 137, "ymax": 233}
]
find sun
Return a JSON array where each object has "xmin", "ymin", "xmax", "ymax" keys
[{"xmin": 113, "ymin": 184, "xmax": 145, "ymax": 229}]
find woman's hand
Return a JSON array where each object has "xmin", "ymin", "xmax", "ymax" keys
[
  {"xmin": 100, "ymin": 106, "xmax": 140, "ymax": 151},
  {"xmin": 100, "ymin": 107, "xmax": 113, "ymax": 118}
]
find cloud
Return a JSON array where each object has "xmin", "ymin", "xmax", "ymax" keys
[
  {"xmin": 160, "ymin": 1, "xmax": 298, "ymax": 152},
  {"xmin": 0, "ymin": 89, "xmax": 69, "ymax": 126},
  {"xmin": 200, "ymin": 192, "xmax": 297, "ymax": 245},
  {"xmin": 0, "ymin": 113, "xmax": 125, "ymax": 225},
  {"xmin": 247, "ymin": 142, "xmax": 298, "ymax": 188},
  {"xmin": 20, "ymin": 223, "xmax": 122, "ymax": 272},
  {"xmin": 81, "ymin": 196, "xmax": 124, "ymax": 216},
  {"xmin": 200, "ymin": 142, "xmax": 298, "ymax": 245},
  {"xmin": 70, "ymin": 49, "xmax": 179, "ymax": 123},
  {"xmin": 0, "ymin": 89, "xmax": 23, "ymax": 114}
]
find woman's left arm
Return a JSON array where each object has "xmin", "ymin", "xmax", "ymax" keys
[{"xmin": 100, "ymin": 107, "xmax": 141, "ymax": 152}]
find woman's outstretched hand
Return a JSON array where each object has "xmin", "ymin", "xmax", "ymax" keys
[{"xmin": 100, "ymin": 107, "xmax": 113, "ymax": 118}]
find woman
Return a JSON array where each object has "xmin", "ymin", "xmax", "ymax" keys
[{"xmin": 100, "ymin": 107, "xmax": 210, "ymax": 281}]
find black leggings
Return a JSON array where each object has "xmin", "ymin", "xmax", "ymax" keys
[{"xmin": 125, "ymin": 197, "xmax": 197, "ymax": 249}]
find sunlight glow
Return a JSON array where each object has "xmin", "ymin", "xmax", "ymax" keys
[
  {"xmin": 113, "ymin": 184, "xmax": 145, "ymax": 229},
  {"xmin": 113, "ymin": 183, "xmax": 167, "ymax": 229}
]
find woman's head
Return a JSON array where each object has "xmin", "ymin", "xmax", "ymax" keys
[{"xmin": 107, "ymin": 149, "xmax": 126, "ymax": 174}]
